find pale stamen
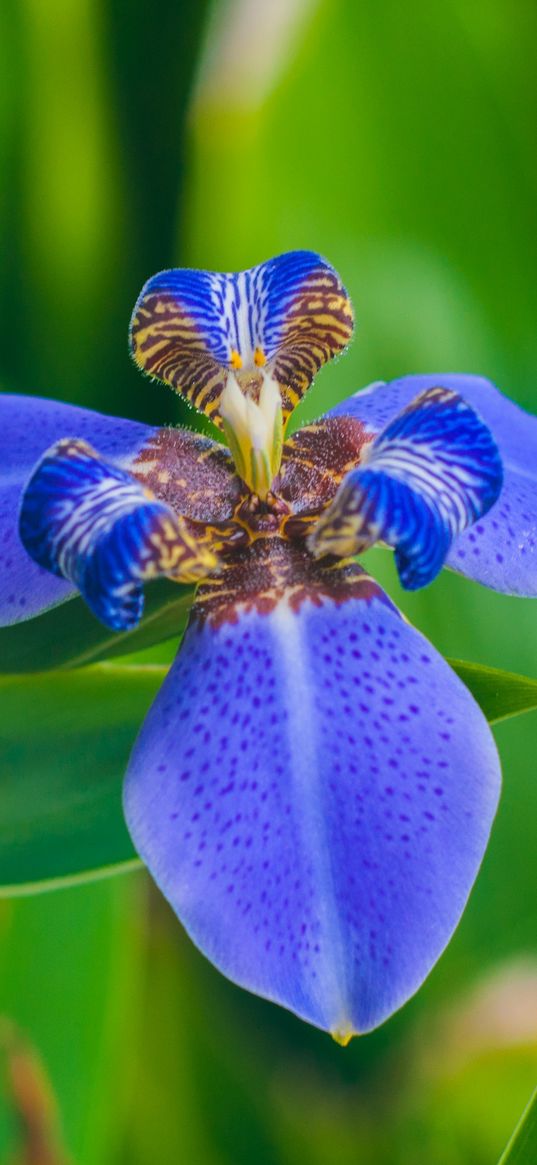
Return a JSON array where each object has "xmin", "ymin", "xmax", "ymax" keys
[{"xmin": 220, "ymin": 367, "xmax": 283, "ymax": 500}]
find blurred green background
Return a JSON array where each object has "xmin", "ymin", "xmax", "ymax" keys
[{"xmin": 1, "ymin": 0, "xmax": 537, "ymax": 1160}]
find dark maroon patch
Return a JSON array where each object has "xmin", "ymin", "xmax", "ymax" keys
[
  {"xmin": 130, "ymin": 415, "xmax": 377, "ymax": 582},
  {"xmin": 279, "ymin": 416, "xmax": 371, "ymax": 513},
  {"xmin": 131, "ymin": 426, "xmax": 246, "ymax": 522},
  {"xmin": 192, "ymin": 536, "xmax": 393, "ymax": 628}
]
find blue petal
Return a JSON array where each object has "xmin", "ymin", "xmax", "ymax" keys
[
  {"xmin": 124, "ymin": 552, "xmax": 500, "ymax": 1037},
  {"xmin": 129, "ymin": 251, "xmax": 354, "ymax": 422},
  {"xmin": 328, "ymin": 374, "xmax": 537, "ymax": 596},
  {"xmin": 19, "ymin": 438, "xmax": 216, "ymax": 631},
  {"xmin": 0, "ymin": 394, "xmax": 156, "ymax": 626},
  {"xmin": 311, "ymin": 387, "xmax": 502, "ymax": 589}
]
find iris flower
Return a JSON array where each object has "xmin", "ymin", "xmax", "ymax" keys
[{"xmin": 2, "ymin": 250, "xmax": 537, "ymax": 1042}]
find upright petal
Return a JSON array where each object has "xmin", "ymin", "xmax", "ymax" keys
[
  {"xmin": 129, "ymin": 251, "xmax": 354, "ymax": 424},
  {"xmin": 0, "ymin": 394, "xmax": 156, "ymax": 626},
  {"xmin": 329, "ymin": 374, "xmax": 537, "ymax": 595},
  {"xmin": 310, "ymin": 387, "xmax": 502, "ymax": 589},
  {"xmin": 20, "ymin": 439, "xmax": 217, "ymax": 630},
  {"xmin": 124, "ymin": 538, "xmax": 500, "ymax": 1037}
]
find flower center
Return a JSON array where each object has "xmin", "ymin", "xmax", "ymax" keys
[{"xmin": 219, "ymin": 363, "xmax": 284, "ymax": 501}]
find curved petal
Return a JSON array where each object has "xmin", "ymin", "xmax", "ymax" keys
[
  {"xmin": 311, "ymin": 387, "xmax": 502, "ymax": 589},
  {"xmin": 124, "ymin": 539, "xmax": 500, "ymax": 1037},
  {"xmin": 328, "ymin": 374, "xmax": 537, "ymax": 596},
  {"xmin": 0, "ymin": 394, "xmax": 156, "ymax": 626},
  {"xmin": 129, "ymin": 251, "xmax": 354, "ymax": 424},
  {"xmin": 19, "ymin": 438, "xmax": 217, "ymax": 631}
]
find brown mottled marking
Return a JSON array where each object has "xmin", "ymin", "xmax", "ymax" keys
[
  {"xmin": 131, "ymin": 427, "xmax": 246, "ymax": 522},
  {"xmin": 128, "ymin": 410, "xmax": 372, "ymax": 595},
  {"xmin": 280, "ymin": 415, "xmax": 372, "ymax": 513},
  {"xmin": 192, "ymin": 536, "xmax": 390, "ymax": 628},
  {"xmin": 129, "ymin": 413, "xmax": 371, "ymax": 558}
]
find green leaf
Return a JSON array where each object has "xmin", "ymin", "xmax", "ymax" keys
[
  {"xmin": 1, "ymin": 655, "xmax": 536, "ymax": 898},
  {"xmin": 449, "ymin": 659, "xmax": 537, "ymax": 724},
  {"xmin": 498, "ymin": 1088, "xmax": 537, "ymax": 1165},
  {"xmin": 0, "ymin": 876, "xmax": 146, "ymax": 1164},
  {"xmin": 0, "ymin": 578, "xmax": 193, "ymax": 673},
  {"xmin": 0, "ymin": 663, "xmax": 166, "ymax": 894}
]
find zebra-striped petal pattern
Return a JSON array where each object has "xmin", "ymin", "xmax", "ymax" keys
[
  {"xmin": 328, "ymin": 373, "xmax": 537, "ymax": 596},
  {"xmin": 310, "ymin": 387, "xmax": 502, "ymax": 589},
  {"xmin": 19, "ymin": 439, "xmax": 217, "ymax": 631},
  {"xmin": 129, "ymin": 250, "xmax": 354, "ymax": 425},
  {"xmin": 0, "ymin": 394, "xmax": 156, "ymax": 627}
]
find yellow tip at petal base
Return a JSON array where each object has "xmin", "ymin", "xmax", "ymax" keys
[{"xmin": 330, "ymin": 1026, "xmax": 357, "ymax": 1047}]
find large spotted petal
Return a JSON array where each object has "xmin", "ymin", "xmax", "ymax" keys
[
  {"xmin": 129, "ymin": 251, "xmax": 354, "ymax": 424},
  {"xmin": 124, "ymin": 540, "xmax": 500, "ymax": 1037},
  {"xmin": 0, "ymin": 394, "xmax": 156, "ymax": 625},
  {"xmin": 329, "ymin": 374, "xmax": 537, "ymax": 595}
]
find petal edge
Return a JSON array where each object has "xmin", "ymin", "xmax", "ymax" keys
[{"xmin": 124, "ymin": 542, "xmax": 501, "ymax": 1033}]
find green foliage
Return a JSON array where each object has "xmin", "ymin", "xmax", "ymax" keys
[
  {"xmin": 498, "ymin": 1088, "xmax": 537, "ymax": 1165},
  {"xmin": 450, "ymin": 660, "xmax": 537, "ymax": 724},
  {"xmin": 0, "ymin": 656, "xmax": 535, "ymax": 898},
  {"xmin": 1, "ymin": 0, "xmax": 537, "ymax": 1160},
  {"xmin": 0, "ymin": 664, "xmax": 164, "ymax": 891},
  {"xmin": 0, "ymin": 580, "xmax": 192, "ymax": 673},
  {"xmin": 0, "ymin": 875, "xmax": 144, "ymax": 1164}
]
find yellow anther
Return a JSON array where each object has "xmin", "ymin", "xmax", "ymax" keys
[
  {"xmin": 254, "ymin": 347, "xmax": 266, "ymax": 367},
  {"xmin": 230, "ymin": 349, "xmax": 243, "ymax": 370}
]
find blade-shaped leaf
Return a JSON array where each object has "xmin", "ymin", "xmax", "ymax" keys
[
  {"xmin": 0, "ymin": 663, "xmax": 166, "ymax": 894},
  {"xmin": 449, "ymin": 659, "xmax": 537, "ymax": 724},
  {"xmin": 498, "ymin": 1088, "xmax": 537, "ymax": 1165},
  {"xmin": 0, "ymin": 578, "xmax": 193, "ymax": 673},
  {"xmin": 1, "ymin": 655, "xmax": 536, "ymax": 897}
]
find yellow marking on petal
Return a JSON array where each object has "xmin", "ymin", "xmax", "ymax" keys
[
  {"xmin": 205, "ymin": 397, "xmax": 222, "ymax": 418},
  {"xmin": 308, "ymin": 500, "xmax": 380, "ymax": 560},
  {"xmin": 138, "ymin": 342, "xmax": 172, "ymax": 366},
  {"xmin": 134, "ymin": 459, "xmax": 159, "ymax": 476},
  {"xmin": 285, "ymin": 386, "xmax": 301, "ymax": 408},
  {"xmin": 254, "ymin": 347, "xmax": 266, "ymax": 367},
  {"xmin": 194, "ymin": 382, "xmax": 220, "ymax": 411},
  {"xmin": 230, "ymin": 348, "xmax": 243, "ymax": 370}
]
